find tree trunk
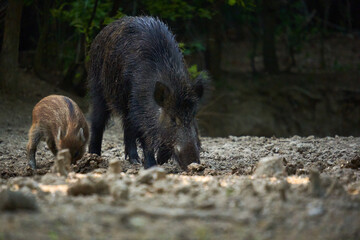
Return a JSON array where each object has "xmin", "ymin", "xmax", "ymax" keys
[
  {"xmin": 0, "ymin": 0, "xmax": 23, "ymax": 91},
  {"xmin": 34, "ymin": 0, "xmax": 54, "ymax": 79},
  {"xmin": 260, "ymin": 0, "xmax": 279, "ymax": 74}
]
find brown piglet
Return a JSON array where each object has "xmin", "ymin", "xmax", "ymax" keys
[{"xmin": 27, "ymin": 95, "xmax": 89, "ymax": 169}]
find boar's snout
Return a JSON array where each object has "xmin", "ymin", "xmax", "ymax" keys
[{"xmin": 174, "ymin": 142, "xmax": 200, "ymax": 170}]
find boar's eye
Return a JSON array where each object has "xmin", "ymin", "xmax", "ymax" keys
[{"xmin": 171, "ymin": 117, "xmax": 181, "ymax": 126}]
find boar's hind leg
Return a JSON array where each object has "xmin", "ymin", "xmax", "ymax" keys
[
  {"xmin": 157, "ymin": 145, "xmax": 172, "ymax": 165},
  {"xmin": 123, "ymin": 120, "xmax": 141, "ymax": 164},
  {"xmin": 140, "ymin": 139, "xmax": 157, "ymax": 169},
  {"xmin": 27, "ymin": 125, "xmax": 42, "ymax": 169},
  {"xmin": 89, "ymin": 95, "xmax": 110, "ymax": 155}
]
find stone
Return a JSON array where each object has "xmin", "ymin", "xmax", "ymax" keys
[
  {"xmin": 67, "ymin": 176, "xmax": 109, "ymax": 196},
  {"xmin": 253, "ymin": 156, "xmax": 286, "ymax": 178},
  {"xmin": 110, "ymin": 180, "xmax": 129, "ymax": 201},
  {"xmin": 108, "ymin": 159, "xmax": 123, "ymax": 174},
  {"xmin": 187, "ymin": 163, "xmax": 205, "ymax": 172},
  {"xmin": 0, "ymin": 189, "xmax": 38, "ymax": 211},
  {"xmin": 136, "ymin": 167, "xmax": 167, "ymax": 184},
  {"xmin": 51, "ymin": 149, "xmax": 72, "ymax": 176}
]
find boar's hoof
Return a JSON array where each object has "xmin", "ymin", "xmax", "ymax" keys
[
  {"xmin": 28, "ymin": 161, "xmax": 36, "ymax": 170},
  {"xmin": 128, "ymin": 157, "xmax": 141, "ymax": 165}
]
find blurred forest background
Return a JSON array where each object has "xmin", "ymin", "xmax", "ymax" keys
[{"xmin": 0, "ymin": 0, "xmax": 359, "ymax": 137}]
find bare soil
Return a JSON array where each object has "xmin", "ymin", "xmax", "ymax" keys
[{"xmin": 0, "ymin": 72, "xmax": 359, "ymax": 240}]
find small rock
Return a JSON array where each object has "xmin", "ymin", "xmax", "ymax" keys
[
  {"xmin": 110, "ymin": 180, "xmax": 129, "ymax": 201},
  {"xmin": 253, "ymin": 156, "xmax": 286, "ymax": 178},
  {"xmin": 273, "ymin": 147, "xmax": 280, "ymax": 153},
  {"xmin": 296, "ymin": 168, "xmax": 309, "ymax": 175},
  {"xmin": 307, "ymin": 201, "xmax": 324, "ymax": 217},
  {"xmin": 108, "ymin": 159, "xmax": 123, "ymax": 174},
  {"xmin": 342, "ymin": 156, "xmax": 360, "ymax": 169},
  {"xmin": 41, "ymin": 173, "xmax": 66, "ymax": 185},
  {"xmin": 90, "ymin": 160, "xmax": 97, "ymax": 168},
  {"xmin": 174, "ymin": 184, "xmax": 191, "ymax": 195},
  {"xmin": 52, "ymin": 149, "xmax": 72, "ymax": 176},
  {"xmin": 0, "ymin": 190, "xmax": 38, "ymax": 211},
  {"xmin": 196, "ymin": 195, "xmax": 215, "ymax": 209},
  {"xmin": 129, "ymin": 216, "xmax": 148, "ymax": 228},
  {"xmin": 8, "ymin": 177, "xmax": 40, "ymax": 191},
  {"xmin": 296, "ymin": 143, "xmax": 312, "ymax": 154},
  {"xmin": 187, "ymin": 163, "xmax": 205, "ymax": 172},
  {"xmin": 126, "ymin": 169, "xmax": 139, "ymax": 175},
  {"xmin": 309, "ymin": 169, "xmax": 323, "ymax": 197},
  {"xmin": 136, "ymin": 167, "xmax": 167, "ymax": 184},
  {"xmin": 67, "ymin": 176, "xmax": 109, "ymax": 196},
  {"xmin": 264, "ymin": 144, "xmax": 274, "ymax": 151}
]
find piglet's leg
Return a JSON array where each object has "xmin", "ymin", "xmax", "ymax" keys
[
  {"xmin": 27, "ymin": 124, "xmax": 42, "ymax": 169},
  {"xmin": 46, "ymin": 138, "xmax": 57, "ymax": 156}
]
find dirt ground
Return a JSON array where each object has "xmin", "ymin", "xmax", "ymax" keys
[{"xmin": 0, "ymin": 73, "xmax": 360, "ymax": 240}]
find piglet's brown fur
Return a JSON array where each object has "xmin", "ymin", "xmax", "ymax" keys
[{"xmin": 27, "ymin": 95, "xmax": 89, "ymax": 169}]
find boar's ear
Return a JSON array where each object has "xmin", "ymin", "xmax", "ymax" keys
[
  {"xmin": 57, "ymin": 127, "xmax": 62, "ymax": 141},
  {"xmin": 194, "ymin": 77, "xmax": 204, "ymax": 100},
  {"xmin": 78, "ymin": 128, "xmax": 86, "ymax": 143},
  {"xmin": 154, "ymin": 81, "xmax": 171, "ymax": 107}
]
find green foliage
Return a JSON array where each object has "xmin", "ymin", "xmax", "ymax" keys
[
  {"xmin": 103, "ymin": 10, "xmax": 126, "ymax": 25},
  {"xmin": 179, "ymin": 42, "xmax": 206, "ymax": 56},
  {"xmin": 51, "ymin": 0, "xmax": 123, "ymax": 44},
  {"xmin": 188, "ymin": 64, "xmax": 200, "ymax": 79},
  {"xmin": 24, "ymin": 0, "xmax": 34, "ymax": 6},
  {"xmin": 228, "ymin": 0, "xmax": 256, "ymax": 8},
  {"xmin": 277, "ymin": 0, "xmax": 316, "ymax": 53},
  {"xmin": 143, "ymin": 0, "xmax": 215, "ymax": 21}
]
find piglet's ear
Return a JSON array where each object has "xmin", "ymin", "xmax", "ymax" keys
[
  {"xmin": 78, "ymin": 128, "xmax": 86, "ymax": 143},
  {"xmin": 57, "ymin": 127, "xmax": 62, "ymax": 141},
  {"xmin": 154, "ymin": 81, "xmax": 171, "ymax": 107}
]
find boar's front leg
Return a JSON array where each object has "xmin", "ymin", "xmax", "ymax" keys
[
  {"xmin": 140, "ymin": 138, "xmax": 157, "ymax": 169},
  {"xmin": 157, "ymin": 144, "xmax": 172, "ymax": 165},
  {"xmin": 27, "ymin": 125, "xmax": 42, "ymax": 169},
  {"xmin": 123, "ymin": 120, "xmax": 141, "ymax": 164}
]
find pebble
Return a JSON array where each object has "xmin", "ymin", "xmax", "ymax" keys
[
  {"xmin": 187, "ymin": 163, "xmax": 205, "ymax": 172},
  {"xmin": 0, "ymin": 189, "xmax": 38, "ymax": 211},
  {"xmin": 67, "ymin": 176, "xmax": 109, "ymax": 196},
  {"xmin": 108, "ymin": 159, "xmax": 123, "ymax": 174},
  {"xmin": 110, "ymin": 180, "xmax": 129, "ymax": 201},
  {"xmin": 253, "ymin": 156, "xmax": 286, "ymax": 177},
  {"xmin": 307, "ymin": 201, "xmax": 324, "ymax": 217},
  {"xmin": 51, "ymin": 149, "xmax": 72, "ymax": 176},
  {"xmin": 136, "ymin": 167, "xmax": 167, "ymax": 184}
]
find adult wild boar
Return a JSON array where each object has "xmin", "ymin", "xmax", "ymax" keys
[
  {"xmin": 27, "ymin": 95, "xmax": 89, "ymax": 169},
  {"xmin": 88, "ymin": 16, "xmax": 207, "ymax": 170}
]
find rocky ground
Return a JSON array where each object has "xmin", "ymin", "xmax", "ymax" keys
[{"xmin": 0, "ymin": 73, "xmax": 359, "ymax": 239}]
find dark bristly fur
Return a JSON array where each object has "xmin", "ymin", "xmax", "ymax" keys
[
  {"xmin": 88, "ymin": 16, "xmax": 207, "ymax": 170},
  {"xmin": 27, "ymin": 95, "xmax": 89, "ymax": 169}
]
